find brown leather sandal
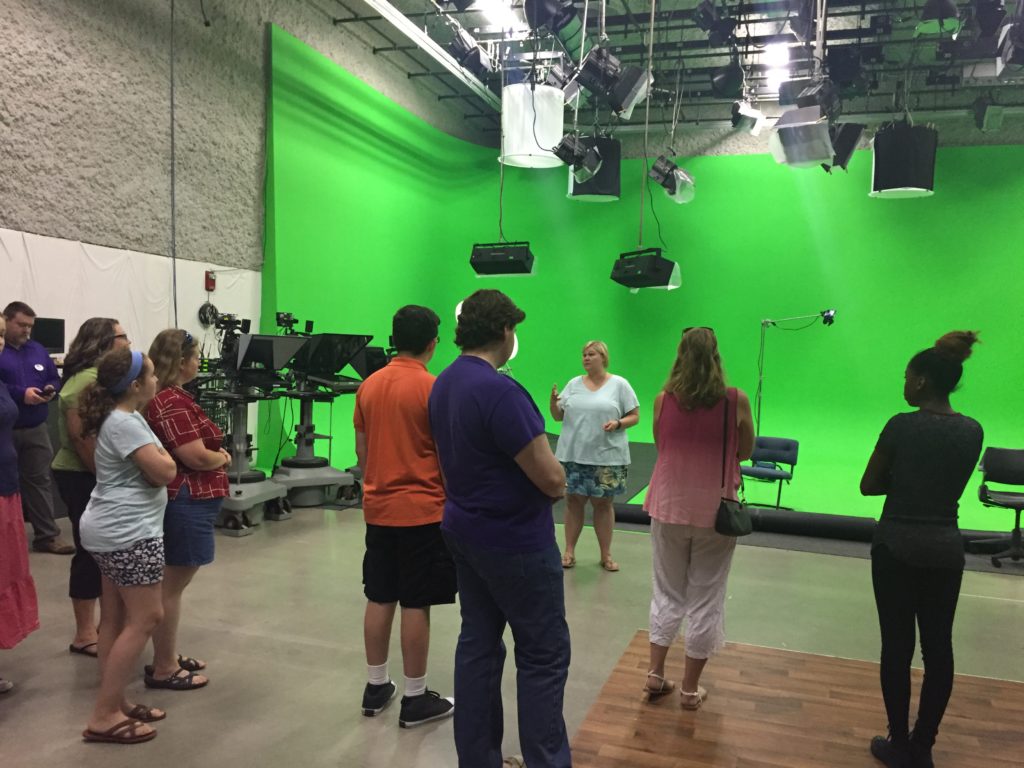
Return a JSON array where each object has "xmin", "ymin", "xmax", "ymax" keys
[{"xmin": 82, "ymin": 718, "xmax": 157, "ymax": 744}]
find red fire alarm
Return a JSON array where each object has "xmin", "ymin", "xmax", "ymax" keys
[{"xmin": 205, "ymin": 270, "xmax": 216, "ymax": 292}]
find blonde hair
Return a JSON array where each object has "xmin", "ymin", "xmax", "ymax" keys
[
  {"xmin": 664, "ymin": 328, "xmax": 726, "ymax": 408},
  {"xmin": 149, "ymin": 328, "xmax": 199, "ymax": 389},
  {"xmin": 583, "ymin": 340, "xmax": 609, "ymax": 368}
]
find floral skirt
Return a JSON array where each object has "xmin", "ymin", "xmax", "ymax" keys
[
  {"xmin": 561, "ymin": 462, "xmax": 628, "ymax": 498},
  {"xmin": 0, "ymin": 492, "xmax": 40, "ymax": 649},
  {"xmin": 90, "ymin": 537, "xmax": 165, "ymax": 587}
]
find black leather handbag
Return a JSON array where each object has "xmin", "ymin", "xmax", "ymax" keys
[{"xmin": 714, "ymin": 390, "xmax": 752, "ymax": 537}]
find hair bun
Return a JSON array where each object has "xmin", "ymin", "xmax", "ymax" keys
[{"xmin": 934, "ymin": 330, "xmax": 979, "ymax": 363}]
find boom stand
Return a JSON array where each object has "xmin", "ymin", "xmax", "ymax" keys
[
  {"xmin": 271, "ymin": 382, "xmax": 356, "ymax": 508},
  {"xmin": 755, "ymin": 310, "xmax": 836, "ymax": 436},
  {"xmin": 216, "ymin": 394, "xmax": 289, "ymax": 536}
]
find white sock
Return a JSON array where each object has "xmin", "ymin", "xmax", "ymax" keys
[
  {"xmin": 368, "ymin": 662, "xmax": 389, "ymax": 686},
  {"xmin": 404, "ymin": 674, "xmax": 426, "ymax": 698}
]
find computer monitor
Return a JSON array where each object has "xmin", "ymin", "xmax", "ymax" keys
[
  {"xmin": 289, "ymin": 334, "xmax": 373, "ymax": 378},
  {"xmin": 33, "ymin": 318, "xmax": 66, "ymax": 354}
]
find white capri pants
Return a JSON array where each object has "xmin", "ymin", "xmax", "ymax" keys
[{"xmin": 648, "ymin": 519, "xmax": 737, "ymax": 659}]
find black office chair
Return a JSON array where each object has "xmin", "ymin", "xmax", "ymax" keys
[
  {"xmin": 740, "ymin": 437, "xmax": 799, "ymax": 509},
  {"xmin": 975, "ymin": 447, "xmax": 1024, "ymax": 568}
]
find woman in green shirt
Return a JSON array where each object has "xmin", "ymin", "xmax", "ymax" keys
[{"xmin": 52, "ymin": 318, "xmax": 131, "ymax": 656}]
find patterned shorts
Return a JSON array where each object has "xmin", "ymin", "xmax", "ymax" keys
[
  {"xmin": 562, "ymin": 462, "xmax": 628, "ymax": 498},
  {"xmin": 90, "ymin": 537, "xmax": 165, "ymax": 587}
]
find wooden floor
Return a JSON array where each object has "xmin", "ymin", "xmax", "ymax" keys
[{"xmin": 571, "ymin": 630, "xmax": 1023, "ymax": 768}]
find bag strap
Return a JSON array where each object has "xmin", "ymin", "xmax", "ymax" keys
[{"xmin": 720, "ymin": 390, "xmax": 730, "ymax": 491}]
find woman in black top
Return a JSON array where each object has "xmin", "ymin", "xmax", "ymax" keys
[{"xmin": 861, "ymin": 331, "xmax": 984, "ymax": 768}]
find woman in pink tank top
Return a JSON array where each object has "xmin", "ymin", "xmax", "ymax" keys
[{"xmin": 642, "ymin": 328, "xmax": 754, "ymax": 710}]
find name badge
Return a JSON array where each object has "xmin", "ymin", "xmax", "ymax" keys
[{"xmin": 34, "ymin": 363, "xmax": 45, "ymax": 372}]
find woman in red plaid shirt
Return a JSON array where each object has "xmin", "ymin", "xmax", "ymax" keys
[{"xmin": 143, "ymin": 329, "xmax": 231, "ymax": 691}]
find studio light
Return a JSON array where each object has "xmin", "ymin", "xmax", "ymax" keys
[
  {"xmin": 796, "ymin": 79, "xmax": 842, "ymax": 122},
  {"xmin": 568, "ymin": 136, "xmax": 621, "ymax": 202},
  {"xmin": 768, "ymin": 106, "xmax": 835, "ymax": 168},
  {"xmin": 544, "ymin": 62, "xmax": 581, "ymax": 106},
  {"xmin": 870, "ymin": 121, "xmax": 939, "ymax": 198},
  {"xmin": 610, "ymin": 248, "xmax": 681, "ymax": 291},
  {"xmin": 446, "ymin": 0, "xmax": 475, "ymax": 12},
  {"xmin": 997, "ymin": 23, "xmax": 1024, "ymax": 74},
  {"xmin": 449, "ymin": 29, "xmax": 493, "ymax": 77},
  {"xmin": 553, "ymin": 133, "xmax": 603, "ymax": 183},
  {"xmin": 499, "ymin": 83, "xmax": 565, "ymax": 167},
  {"xmin": 916, "ymin": 0, "xmax": 962, "ymax": 36},
  {"xmin": 975, "ymin": 0, "xmax": 1007, "ymax": 37},
  {"xmin": 826, "ymin": 47, "xmax": 871, "ymax": 98},
  {"xmin": 710, "ymin": 57, "xmax": 744, "ymax": 98},
  {"xmin": 778, "ymin": 78, "xmax": 813, "ymax": 105},
  {"xmin": 693, "ymin": 0, "xmax": 738, "ymax": 46},
  {"xmin": 821, "ymin": 309, "xmax": 837, "ymax": 325},
  {"xmin": 763, "ymin": 44, "xmax": 791, "ymax": 93},
  {"xmin": 731, "ymin": 101, "xmax": 766, "ymax": 136},
  {"xmin": 821, "ymin": 122, "xmax": 865, "ymax": 173},
  {"xmin": 648, "ymin": 156, "xmax": 695, "ymax": 204},
  {"xmin": 470, "ymin": 242, "xmax": 535, "ymax": 275},
  {"xmin": 788, "ymin": 0, "xmax": 816, "ymax": 42},
  {"xmin": 576, "ymin": 46, "xmax": 651, "ymax": 120},
  {"xmin": 524, "ymin": 0, "xmax": 589, "ymax": 62}
]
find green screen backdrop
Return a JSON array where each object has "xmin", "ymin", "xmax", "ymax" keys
[{"xmin": 265, "ymin": 25, "xmax": 1023, "ymax": 531}]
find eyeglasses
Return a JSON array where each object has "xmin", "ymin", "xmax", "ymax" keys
[{"xmin": 683, "ymin": 326, "xmax": 713, "ymax": 335}]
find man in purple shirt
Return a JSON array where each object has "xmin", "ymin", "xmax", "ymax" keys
[
  {"xmin": 429, "ymin": 290, "xmax": 571, "ymax": 768},
  {"xmin": 0, "ymin": 301, "xmax": 73, "ymax": 554}
]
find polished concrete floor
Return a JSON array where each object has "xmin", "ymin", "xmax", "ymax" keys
[{"xmin": 2, "ymin": 508, "xmax": 1022, "ymax": 768}]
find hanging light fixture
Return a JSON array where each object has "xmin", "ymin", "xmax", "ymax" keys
[
  {"xmin": 648, "ymin": 156, "xmax": 695, "ymax": 204},
  {"xmin": 499, "ymin": 83, "xmax": 565, "ymax": 168},
  {"xmin": 870, "ymin": 121, "xmax": 939, "ymax": 198},
  {"xmin": 567, "ymin": 136, "xmax": 621, "ymax": 202}
]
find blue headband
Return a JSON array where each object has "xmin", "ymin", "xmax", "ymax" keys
[{"xmin": 110, "ymin": 351, "xmax": 145, "ymax": 395}]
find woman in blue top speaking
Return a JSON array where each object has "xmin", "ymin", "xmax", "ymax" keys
[{"xmin": 550, "ymin": 340, "xmax": 639, "ymax": 571}]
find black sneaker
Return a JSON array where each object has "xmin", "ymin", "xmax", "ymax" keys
[
  {"xmin": 870, "ymin": 735, "xmax": 912, "ymax": 768},
  {"xmin": 361, "ymin": 680, "xmax": 397, "ymax": 716},
  {"xmin": 398, "ymin": 689, "xmax": 454, "ymax": 728}
]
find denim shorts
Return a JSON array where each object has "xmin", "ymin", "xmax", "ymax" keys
[
  {"xmin": 561, "ymin": 461, "xmax": 628, "ymax": 498},
  {"xmin": 163, "ymin": 484, "xmax": 224, "ymax": 567}
]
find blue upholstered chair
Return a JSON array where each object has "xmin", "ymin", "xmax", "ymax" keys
[
  {"xmin": 740, "ymin": 437, "xmax": 799, "ymax": 509},
  {"xmin": 975, "ymin": 447, "xmax": 1024, "ymax": 569}
]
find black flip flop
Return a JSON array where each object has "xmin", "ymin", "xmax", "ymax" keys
[
  {"xmin": 69, "ymin": 642, "xmax": 99, "ymax": 658},
  {"xmin": 144, "ymin": 667, "xmax": 209, "ymax": 691}
]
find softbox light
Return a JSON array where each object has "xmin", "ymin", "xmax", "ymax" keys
[
  {"xmin": 568, "ymin": 136, "xmax": 621, "ymax": 202},
  {"xmin": 768, "ymin": 106, "xmax": 835, "ymax": 168},
  {"xmin": 500, "ymin": 83, "xmax": 565, "ymax": 168},
  {"xmin": 870, "ymin": 122, "xmax": 939, "ymax": 198}
]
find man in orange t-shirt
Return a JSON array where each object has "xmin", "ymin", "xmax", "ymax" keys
[{"xmin": 353, "ymin": 305, "xmax": 456, "ymax": 729}]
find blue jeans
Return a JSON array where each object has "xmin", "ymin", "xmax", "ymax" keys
[{"xmin": 443, "ymin": 531, "xmax": 572, "ymax": 768}]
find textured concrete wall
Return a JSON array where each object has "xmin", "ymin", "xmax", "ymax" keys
[{"xmin": 0, "ymin": 0, "xmax": 494, "ymax": 271}]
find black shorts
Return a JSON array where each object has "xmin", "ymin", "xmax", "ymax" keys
[{"xmin": 363, "ymin": 522, "xmax": 457, "ymax": 608}]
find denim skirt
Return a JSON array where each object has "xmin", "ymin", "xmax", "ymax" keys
[{"xmin": 163, "ymin": 484, "xmax": 224, "ymax": 567}]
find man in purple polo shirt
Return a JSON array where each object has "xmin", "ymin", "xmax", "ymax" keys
[
  {"xmin": 0, "ymin": 301, "xmax": 73, "ymax": 554},
  {"xmin": 429, "ymin": 289, "xmax": 571, "ymax": 768}
]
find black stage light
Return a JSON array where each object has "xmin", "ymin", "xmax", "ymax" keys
[
  {"xmin": 576, "ymin": 47, "xmax": 651, "ymax": 119},
  {"xmin": 870, "ymin": 121, "xmax": 939, "ymax": 198},
  {"xmin": 788, "ymin": 0, "xmax": 816, "ymax": 42},
  {"xmin": 449, "ymin": 29, "xmax": 493, "ymax": 77},
  {"xmin": 648, "ymin": 156, "xmax": 695, "ymax": 204},
  {"xmin": 693, "ymin": 0, "xmax": 738, "ymax": 46},
  {"xmin": 611, "ymin": 248, "xmax": 680, "ymax": 290},
  {"xmin": 974, "ymin": 0, "xmax": 1006, "ymax": 37},
  {"xmin": 568, "ymin": 136, "xmax": 621, "ymax": 201},
  {"xmin": 821, "ymin": 309, "xmax": 837, "ymax": 325},
  {"xmin": 710, "ymin": 58, "xmax": 743, "ymax": 98},
  {"xmin": 796, "ymin": 79, "xmax": 842, "ymax": 121},
  {"xmin": 524, "ymin": 0, "xmax": 588, "ymax": 62},
  {"xmin": 827, "ymin": 47, "xmax": 871, "ymax": 98},
  {"xmin": 553, "ymin": 133, "xmax": 603, "ymax": 183},
  {"xmin": 821, "ymin": 123, "xmax": 865, "ymax": 173},
  {"xmin": 544, "ymin": 61, "xmax": 582, "ymax": 105},
  {"xmin": 470, "ymin": 242, "xmax": 535, "ymax": 275},
  {"xmin": 778, "ymin": 78, "xmax": 814, "ymax": 105},
  {"xmin": 973, "ymin": 96, "xmax": 1005, "ymax": 131}
]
